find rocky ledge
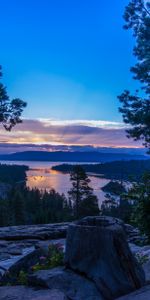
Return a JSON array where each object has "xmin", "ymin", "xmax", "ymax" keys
[
  {"xmin": 0, "ymin": 222, "xmax": 69, "ymax": 241},
  {"xmin": 0, "ymin": 285, "xmax": 67, "ymax": 300},
  {"xmin": 0, "ymin": 217, "xmax": 149, "ymax": 300}
]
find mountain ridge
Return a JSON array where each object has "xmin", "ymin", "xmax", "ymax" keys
[{"xmin": 0, "ymin": 150, "xmax": 148, "ymax": 162}]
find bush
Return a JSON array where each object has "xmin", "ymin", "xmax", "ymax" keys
[{"xmin": 32, "ymin": 243, "xmax": 64, "ymax": 272}]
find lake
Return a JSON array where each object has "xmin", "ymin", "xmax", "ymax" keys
[{"xmin": 0, "ymin": 161, "xmax": 110, "ymax": 207}]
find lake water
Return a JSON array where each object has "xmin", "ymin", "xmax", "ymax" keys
[{"xmin": 0, "ymin": 161, "xmax": 110, "ymax": 207}]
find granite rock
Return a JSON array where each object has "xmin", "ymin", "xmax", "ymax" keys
[
  {"xmin": 0, "ymin": 286, "xmax": 67, "ymax": 300},
  {"xmin": 28, "ymin": 266, "xmax": 103, "ymax": 300},
  {"xmin": 65, "ymin": 216, "xmax": 145, "ymax": 300}
]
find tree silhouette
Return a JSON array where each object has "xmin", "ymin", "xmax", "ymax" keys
[
  {"xmin": 118, "ymin": 0, "xmax": 150, "ymax": 150},
  {"xmin": 68, "ymin": 165, "xmax": 99, "ymax": 218},
  {"xmin": 0, "ymin": 66, "xmax": 26, "ymax": 130}
]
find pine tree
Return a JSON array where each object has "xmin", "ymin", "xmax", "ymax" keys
[
  {"xmin": 68, "ymin": 165, "xmax": 99, "ymax": 219},
  {"xmin": 126, "ymin": 173, "xmax": 150, "ymax": 240},
  {"xmin": 0, "ymin": 66, "xmax": 26, "ymax": 130},
  {"xmin": 13, "ymin": 190, "xmax": 26, "ymax": 225},
  {"xmin": 79, "ymin": 194, "xmax": 99, "ymax": 218},
  {"xmin": 118, "ymin": 0, "xmax": 150, "ymax": 150}
]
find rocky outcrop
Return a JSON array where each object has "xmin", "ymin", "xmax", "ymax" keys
[
  {"xmin": 28, "ymin": 266, "xmax": 103, "ymax": 299},
  {"xmin": 65, "ymin": 216, "xmax": 145, "ymax": 300},
  {"xmin": 0, "ymin": 286, "xmax": 67, "ymax": 300},
  {"xmin": 0, "ymin": 239, "xmax": 65, "ymax": 284},
  {"xmin": 0, "ymin": 223, "xmax": 69, "ymax": 240},
  {"xmin": 0, "ymin": 248, "xmax": 46, "ymax": 284},
  {"xmin": 0, "ymin": 218, "xmax": 148, "ymax": 300},
  {"xmin": 124, "ymin": 224, "xmax": 147, "ymax": 245},
  {"xmin": 116, "ymin": 284, "xmax": 150, "ymax": 299},
  {"xmin": 0, "ymin": 223, "xmax": 68, "ymax": 285},
  {"xmin": 129, "ymin": 244, "xmax": 150, "ymax": 284}
]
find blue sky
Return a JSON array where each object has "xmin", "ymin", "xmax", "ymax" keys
[{"xmin": 0, "ymin": 0, "xmax": 141, "ymax": 148}]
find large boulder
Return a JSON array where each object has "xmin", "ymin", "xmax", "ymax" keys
[
  {"xmin": 143, "ymin": 261, "xmax": 150, "ymax": 283},
  {"xmin": 28, "ymin": 266, "xmax": 103, "ymax": 300},
  {"xmin": 124, "ymin": 224, "xmax": 147, "ymax": 245},
  {"xmin": 0, "ymin": 223, "xmax": 69, "ymax": 241},
  {"xmin": 65, "ymin": 216, "xmax": 145, "ymax": 300},
  {"xmin": 0, "ymin": 286, "xmax": 66, "ymax": 300},
  {"xmin": 0, "ymin": 248, "xmax": 45, "ymax": 284},
  {"xmin": 116, "ymin": 284, "xmax": 150, "ymax": 300}
]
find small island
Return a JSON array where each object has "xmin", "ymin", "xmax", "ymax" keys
[{"xmin": 101, "ymin": 181, "xmax": 126, "ymax": 195}]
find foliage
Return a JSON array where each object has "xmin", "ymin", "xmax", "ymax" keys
[
  {"xmin": 68, "ymin": 165, "xmax": 99, "ymax": 218},
  {"xmin": 79, "ymin": 194, "xmax": 100, "ymax": 218},
  {"xmin": 0, "ymin": 164, "xmax": 28, "ymax": 185},
  {"xmin": 0, "ymin": 244, "xmax": 64, "ymax": 286},
  {"xmin": 32, "ymin": 243, "xmax": 64, "ymax": 271},
  {"xmin": 101, "ymin": 193, "xmax": 133, "ymax": 223},
  {"xmin": 0, "ymin": 66, "xmax": 26, "ymax": 130},
  {"xmin": 126, "ymin": 172, "xmax": 150, "ymax": 241},
  {"xmin": 101, "ymin": 172, "xmax": 150, "ymax": 238},
  {"xmin": 118, "ymin": 0, "xmax": 150, "ymax": 150},
  {"xmin": 101, "ymin": 181, "xmax": 126, "ymax": 195},
  {"xmin": 0, "ymin": 187, "xmax": 73, "ymax": 226},
  {"xmin": 53, "ymin": 160, "xmax": 150, "ymax": 181},
  {"xmin": 135, "ymin": 252, "xmax": 149, "ymax": 265},
  {"xmin": 17, "ymin": 270, "xmax": 28, "ymax": 285}
]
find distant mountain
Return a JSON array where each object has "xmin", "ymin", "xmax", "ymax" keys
[
  {"xmin": 0, "ymin": 151, "xmax": 148, "ymax": 163},
  {"xmin": 0, "ymin": 143, "xmax": 147, "ymax": 155}
]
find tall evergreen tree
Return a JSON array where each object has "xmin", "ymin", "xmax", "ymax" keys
[
  {"xmin": 13, "ymin": 190, "xmax": 26, "ymax": 225},
  {"xmin": 118, "ymin": 0, "xmax": 150, "ymax": 150},
  {"xmin": 126, "ymin": 173, "xmax": 150, "ymax": 240},
  {"xmin": 68, "ymin": 165, "xmax": 99, "ymax": 218}
]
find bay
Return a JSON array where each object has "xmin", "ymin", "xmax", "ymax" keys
[{"xmin": 0, "ymin": 161, "xmax": 110, "ymax": 207}]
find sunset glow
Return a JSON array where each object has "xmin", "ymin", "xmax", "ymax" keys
[{"xmin": 0, "ymin": 118, "xmax": 143, "ymax": 150}]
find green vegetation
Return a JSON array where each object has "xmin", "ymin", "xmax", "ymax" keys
[
  {"xmin": 101, "ymin": 181, "xmax": 126, "ymax": 195},
  {"xmin": 68, "ymin": 165, "xmax": 99, "ymax": 219},
  {"xmin": 101, "ymin": 193, "xmax": 133, "ymax": 224},
  {"xmin": 52, "ymin": 160, "xmax": 150, "ymax": 181},
  {"xmin": 135, "ymin": 252, "xmax": 149, "ymax": 265},
  {"xmin": 126, "ymin": 173, "xmax": 150, "ymax": 242},
  {"xmin": 0, "ymin": 187, "xmax": 72, "ymax": 226},
  {"xmin": 17, "ymin": 271, "xmax": 28, "ymax": 285},
  {"xmin": 118, "ymin": 1, "xmax": 150, "ymax": 151},
  {"xmin": 1, "ymin": 244, "xmax": 64, "ymax": 286},
  {"xmin": 101, "ymin": 172, "xmax": 150, "ymax": 241},
  {"xmin": 0, "ymin": 164, "xmax": 28, "ymax": 185},
  {"xmin": 32, "ymin": 244, "xmax": 64, "ymax": 272},
  {"xmin": 0, "ymin": 165, "xmax": 100, "ymax": 226},
  {"xmin": 0, "ymin": 65, "xmax": 26, "ymax": 130}
]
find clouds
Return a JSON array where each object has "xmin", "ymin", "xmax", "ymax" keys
[{"xmin": 0, "ymin": 118, "xmax": 143, "ymax": 152}]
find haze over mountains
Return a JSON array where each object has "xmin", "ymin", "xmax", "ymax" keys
[
  {"xmin": 0, "ymin": 150, "xmax": 148, "ymax": 163},
  {"xmin": 0, "ymin": 143, "xmax": 147, "ymax": 154}
]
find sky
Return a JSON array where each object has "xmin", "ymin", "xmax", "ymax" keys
[{"xmin": 0, "ymin": 0, "xmax": 142, "ymax": 151}]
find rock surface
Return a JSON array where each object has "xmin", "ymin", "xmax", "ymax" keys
[
  {"xmin": 0, "ymin": 222, "xmax": 68, "ymax": 283},
  {"xmin": 129, "ymin": 244, "xmax": 150, "ymax": 284},
  {"xmin": 0, "ymin": 247, "xmax": 35, "ymax": 277},
  {"xmin": 116, "ymin": 284, "xmax": 150, "ymax": 299},
  {"xmin": 143, "ymin": 261, "xmax": 150, "ymax": 283},
  {"xmin": 65, "ymin": 216, "xmax": 145, "ymax": 300},
  {"xmin": 125, "ymin": 224, "xmax": 147, "ymax": 245},
  {"xmin": 0, "ymin": 248, "xmax": 46, "ymax": 284},
  {"xmin": 0, "ymin": 286, "xmax": 67, "ymax": 300},
  {"xmin": 28, "ymin": 266, "xmax": 103, "ymax": 300},
  {"xmin": 0, "ymin": 223, "xmax": 69, "ymax": 240},
  {"xmin": 0, "ymin": 219, "xmax": 148, "ymax": 300},
  {"xmin": 0, "ymin": 239, "xmax": 65, "ymax": 283}
]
